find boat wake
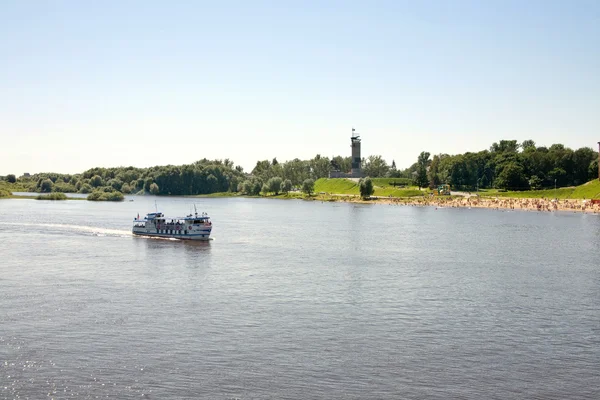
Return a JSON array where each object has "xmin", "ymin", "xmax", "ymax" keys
[{"xmin": 0, "ymin": 222, "xmax": 132, "ymax": 238}]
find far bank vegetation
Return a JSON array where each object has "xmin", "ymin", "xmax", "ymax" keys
[{"xmin": 2, "ymin": 140, "xmax": 598, "ymax": 200}]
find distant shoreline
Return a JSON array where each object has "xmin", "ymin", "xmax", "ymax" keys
[{"xmin": 4, "ymin": 191, "xmax": 599, "ymax": 214}]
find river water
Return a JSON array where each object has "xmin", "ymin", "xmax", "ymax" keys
[{"xmin": 1, "ymin": 196, "xmax": 599, "ymax": 399}]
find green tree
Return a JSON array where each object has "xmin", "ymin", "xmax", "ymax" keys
[
  {"xmin": 496, "ymin": 162, "xmax": 527, "ymax": 190},
  {"xmin": 415, "ymin": 151, "xmax": 431, "ymax": 188},
  {"xmin": 149, "ymin": 182, "xmax": 160, "ymax": 195},
  {"xmin": 331, "ymin": 156, "xmax": 352, "ymax": 173},
  {"xmin": 108, "ymin": 178, "xmax": 123, "ymax": 191},
  {"xmin": 415, "ymin": 167, "xmax": 428, "ymax": 189},
  {"xmin": 490, "ymin": 140, "xmax": 520, "ymax": 153},
  {"xmin": 363, "ymin": 155, "xmax": 389, "ymax": 177},
  {"xmin": 521, "ymin": 140, "xmax": 536, "ymax": 152},
  {"xmin": 251, "ymin": 179, "xmax": 262, "ymax": 196},
  {"xmin": 90, "ymin": 175, "xmax": 103, "ymax": 187},
  {"xmin": 282, "ymin": 179, "xmax": 292, "ymax": 194},
  {"xmin": 242, "ymin": 180, "xmax": 253, "ymax": 194},
  {"xmin": 302, "ymin": 178, "xmax": 314, "ymax": 196},
  {"xmin": 528, "ymin": 175, "xmax": 542, "ymax": 190},
  {"xmin": 144, "ymin": 177, "xmax": 154, "ymax": 192},
  {"xmin": 267, "ymin": 177, "xmax": 282, "ymax": 195},
  {"xmin": 590, "ymin": 159, "xmax": 599, "ymax": 180},
  {"xmin": 309, "ymin": 154, "xmax": 332, "ymax": 179},
  {"xmin": 6, "ymin": 174, "xmax": 16, "ymax": 183},
  {"xmin": 261, "ymin": 183, "xmax": 270, "ymax": 195},
  {"xmin": 121, "ymin": 183, "xmax": 131, "ymax": 194},
  {"xmin": 40, "ymin": 178, "xmax": 53, "ymax": 193},
  {"xmin": 359, "ymin": 177, "xmax": 374, "ymax": 198},
  {"xmin": 79, "ymin": 183, "xmax": 93, "ymax": 194}
]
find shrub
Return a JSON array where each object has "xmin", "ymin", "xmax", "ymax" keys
[
  {"xmin": 267, "ymin": 177, "xmax": 282, "ymax": 195},
  {"xmin": 79, "ymin": 183, "xmax": 93, "ymax": 194},
  {"xmin": 104, "ymin": 191, "xmax": 125, "ymax": 201},
  {"xmin": 359, "ymin": 177, "xmax": 374, "ymax": 199},
  {"xmin": 108, "ymin": 178, "xmax": 123, "ymax": 191},
  {"xmin": 302, "ymin": 179, "xmax": 315, "ymax": 195},
  {"xmin": 87, "ymin": 190, "xmax": 125, "ymax": 201},
  {"xmin": 121, "ymin": 183, "xmax": 131, "ymax": 194},
  {"xmin": 53, "ymin": 182, "xmax": 77, "ymax": 193},
  {"xmin": 282, "ymin": 179, "xmax": 292, "ymax": 194},
  {"xmin": 40, "ymin": 178, "xmax": 54, "ymax": 193},
  {"xmin": 36, "ymin": 192, "xmax": 67, "ymax": 200},
  {"xmin": 149, "ymin": 183, "xmax": 160, "ymax": 195},
  {"xmin": 90, "ymin": 175, "xmax": 103, "ymax": 187},
  {"xmin": 0, "ymin": 189, "xmax": 12, "ymax": 197}
]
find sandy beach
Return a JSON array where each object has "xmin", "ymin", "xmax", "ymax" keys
[{"xmin": 327, "ymin": 194, "xmax": 600, "ymax": 214}]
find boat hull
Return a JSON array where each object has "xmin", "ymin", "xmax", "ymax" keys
[{"xmin": 132, "ymin": 230, "xmax": 211, "ymax": 240}]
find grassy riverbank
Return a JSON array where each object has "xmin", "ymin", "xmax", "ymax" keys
[
  {"xmin": 194, "ymin": 178, "xmax": 600, "ymax": 202},
  {"xmin": 480, "ymin": 180, "xmax": 600, "ymax": 199},
  {"xmin": 314, "ymin": 178, "xmax": 425, "ymax": 197},
  {"xmin": 5, "ymin": 177, "xmax": 599, "ymax": 203}
]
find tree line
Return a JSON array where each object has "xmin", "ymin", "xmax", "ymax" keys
[
  {"xmin": 419, "ymin": 140, "xmax": 598, "ymax": 191},
  {"xmin": 3, "ymin": 140, "xmax": 598, "ymax": 195}
]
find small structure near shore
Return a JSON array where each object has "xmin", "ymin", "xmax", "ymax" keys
[{"xmin": 329, "ymin": 128, "xmax": 365, "ymax": 178}]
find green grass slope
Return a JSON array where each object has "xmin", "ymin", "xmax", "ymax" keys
[
  {"xmin": 315, "ymin": 178, "xmax": 426, "ymax": 198},
  {"xmin": 314, "ymin": 178, "xmax": 360, "ymax": 195},
  {"xmin": 489, "ymin": 179, "xmax": 600, "ymax": 199},
  {"xmin": 571, "ymin": 180, "xmax": 600, "ymax": 199}
]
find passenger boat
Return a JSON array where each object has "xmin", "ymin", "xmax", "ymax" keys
[{"xmin": 132, "ymin": 209, "xmax": 212, "ymax": 240}]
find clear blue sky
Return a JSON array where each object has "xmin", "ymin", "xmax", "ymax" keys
[{"xmin": 1, "ymin": 0, "xmax": 598, "ymax": 175}]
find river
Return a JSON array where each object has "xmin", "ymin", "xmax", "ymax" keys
[{"xmin": 1, "ymin": 196, "xmax": 599, "ymax": 399}]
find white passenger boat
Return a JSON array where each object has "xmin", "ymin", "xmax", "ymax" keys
[{"xmin": 132, "ymin": 210, "xmax": 212, "ymax": 240}]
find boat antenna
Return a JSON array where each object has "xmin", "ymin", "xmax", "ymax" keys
[
  {"xmin": 155, "ymin": 200, "xmax": 158, "ymax": 213},
  {"xmin": 194, "ymin": 204, "xmax": 197, "ymax": 216}
]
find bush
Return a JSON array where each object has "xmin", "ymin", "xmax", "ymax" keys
[
  {"xmin": 87, "ymin": 191, "xmax": 125, "ymax": 201},
  {"xmin": 36, "ymin": 192, "xmax": 67, "ymax": 200},
  {"xmin": 302, "ymin": 179, "xmax": 315, "ymax": 195},
  {"xmin": 108, "ymin": 178, "xmax": 123, "ymax": 191},
  {"xmin": 104, "ymin": 192, "xmax": 125, "ymax": 201},
  {"xmin": 0, "ymin": 189, "xmax": 12, "ymax": 197},
  {"xmin": 251, "ymin": 179, "xmax": 262, "ymax": 196},
  {"xmin": 40, "ymin": 178, "xmax": 54, "ymax": 193},
  {"xmin": 121, "ymin": 183, "xmax": 131, "ymax": 194},
  {"xmin": 282, "ymin": 179, "xmax": 292, "ymax": 194},
  {"xmin": 53, "ymin": 182, "xmax": 77, "ymax": 193},
  {"xmin": 149, "ymin": 182, "xmax": 160, "ymax": 195},
  {"xmin": 241, "ymin": 180, "xmax": 252, "ymax": 194},
  {"xmin": 6, "ymin": 174, "xmax": 16, "ymax": 183},
  {"xmin": 79, "ymin": 183, "xmax": 93, "ymax": 194},
  {"xmin": 90, "ymin": 175, "xmax": 103, "ymax": 187},
  {"xmin": 359, "ymin": 177, "xmax": 374, "ymax": 198},
  {"xmin": 267, "ymin": 177, "xmax": 282, "ymax": 195}
]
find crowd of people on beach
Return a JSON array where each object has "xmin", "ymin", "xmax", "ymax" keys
[{"xmin": 331, "ymin": 194, "xmax": 600, "ymax": 213}]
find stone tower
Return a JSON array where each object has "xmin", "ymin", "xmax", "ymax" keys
[{"xmin": 351, "ymin": 128, "xmax": 362, "ymax": 177}]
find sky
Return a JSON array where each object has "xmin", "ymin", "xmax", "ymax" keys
[{"xmin": 1, "ymin": 0, "xmax": 599, "ymax": 175}]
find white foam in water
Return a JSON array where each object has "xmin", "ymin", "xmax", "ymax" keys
[{"xmin": 0, "ymin": 222, "xmax": 132, "ymax": 237}]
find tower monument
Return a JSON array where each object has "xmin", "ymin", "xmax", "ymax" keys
[{"xmin": 351, "ymin": 128, "xmax": 362, "ymax": 178}]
